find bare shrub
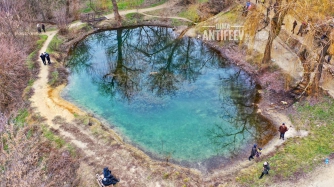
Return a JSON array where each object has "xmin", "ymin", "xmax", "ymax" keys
[
  {"xmin": 46, "ymin": 150, "xmax": 79, "ymax": 187},
  {"xmin": 0, "ymin": 122, "xmax": 44, "ymax": 186},
  {"xmin": 54, "ymin": 8, "xmax": 69, "ymax": 35},
  {"xmin": 0, "ymin": 38, "xmax": 30, "ymax": 114},
  {"xmin": 48, "ymin": 64, "xmax": 69, "ymax": 87},
  {"xmin": 199, "ymin": 0, "xmax": 234, "ymax": 19}
]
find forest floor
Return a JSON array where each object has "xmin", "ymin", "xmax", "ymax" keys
[{"xmin": 29, "ymin": 0, "xmax": 334, "ymax": 186}]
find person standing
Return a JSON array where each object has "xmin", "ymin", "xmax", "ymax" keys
[
  {"xmin": 37, "ymin": 24, "xmax": 41, "ymax": 33},
  {"xmin": 40, "ymin": 53, "xmax": 46, "ymax": 65},
  {"xmin": 297, "ymin": 22, "xmax": 305, "ymax": 36},
  {"xmin": 246, "ymin": 0, "xmax": 251, "ymax": 9},
  {"xmin": 291, "ymin": 20, "xmax": 297, "ymax": 34},
  {"xmin": 42, "ymin": 24, "xmax": 46, "ymax": 32},
  {"xmin": 279, "ymin": 123, "xmax": 288, "ymax": 140},
  {"xmin": 259, "ymin": 162, "xmax": 270, "ymax": 179},
  {"xmin": 44, "ymin": 52, "xmax": 51, "ymax": 64},
  {"xmin": 248, "ymin": 144, "xmax": 258, "ymax": 161},
  {"xmin": 328, "ymin": 55, "xmax": 332, "ymax": 63}
]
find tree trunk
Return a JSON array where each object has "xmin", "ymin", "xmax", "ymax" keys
[
  {"xmin": 309, "ymin": 44, "xmax": 330, "ymax": 97},
  {"xmin": 111, "ymin": 0, "xmax": 122, "ymax": 26},
  {"xmin": 73, "ymin": 0, "xmax": 79, "ymax": 19},
  {"xmin": 262, "ymin": 0, "xmax": 290, "ymax": 63},
  {"xmin": 262, "ymin": 32, "xmax": 274, "ymax": 64},
  {"xmin": 66, "ymin": 0, "xmax": 70, "ymax": 18}
]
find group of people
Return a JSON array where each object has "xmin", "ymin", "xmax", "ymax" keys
[
  {"xmin": 101, "ymin": 167, "xmax": 119, "ymax": 186},
  {"xmin": 242, "ymin": 0, "xmax": 277, "ymax": 17},
  {"xmin": 40, "ymin": 52, "xmax": 51, "ymax": 65},
  {"xmin": 248, "ymin": 123, "xmax": 288, "ymax": 179},
  {"xmin": 37, "ymin": 23, "xmax": 46, "ymax": 33},
  {"xmin": 291, "ymin": 20, "xmax": 310, "ymax": 36}
]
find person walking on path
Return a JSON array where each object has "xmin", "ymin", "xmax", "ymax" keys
[
  {"xmin": 279, "ymin": 123, "xmax": 288, "ymax": 140},
  {"xmin": 40, "ymin": 53, "xmax": 46, "ymax": 65},
  {"xmin": 37, "ymin": 23, "xmax": 41, "ymax": 33},
  {"xmin": 42, "ymin": 24, "xmax": 46, "ymax": 32},
  {"xmin": 248, "ymin": 144, "xmax": 258, "ymax": 161},
  {"xmin": 291, "ymin": 20, "xmax": 297, "ymax": 34},
  {"xmin": 297, "ymin": 22, "xmax": 306, "ymax": 36},
  {"xmin": 44, "ymin": 52, "xmax": 51, "ymax": 64},
  {"xmin": 259, "ymin": 162, "xmax": 270, "ymax": 179}
]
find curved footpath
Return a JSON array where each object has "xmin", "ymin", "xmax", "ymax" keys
[{"xmin": 29, "ymin": 1, "xmax": 334, "ymax": 186}]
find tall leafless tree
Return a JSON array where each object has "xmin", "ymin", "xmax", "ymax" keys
[{"xmin": 111, "ymin": 0, "xmax": 122, "ymax": 26}]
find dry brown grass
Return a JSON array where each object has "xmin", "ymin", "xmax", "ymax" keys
[{"xmin": 0, "ymin": 113, "xmax": 80, "ymax": 186}]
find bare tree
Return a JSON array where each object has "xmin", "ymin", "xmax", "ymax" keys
[
  {"xmin": 262, "ymin": 0, "xmax": 294, "ymax": 63},
  {"xmin": 111, "ymin": 0, "xmax": 122, "ymax": 26}
]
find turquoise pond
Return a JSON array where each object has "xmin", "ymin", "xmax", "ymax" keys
[{"xmin": 63, "ymin": 26, "xmax": 276, "ymax": 169}]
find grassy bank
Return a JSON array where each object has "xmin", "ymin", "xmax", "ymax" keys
[
  {"xmin": 82, "ymin": 0, "xmax": 145, "ymax": 13},
  {"xmin": 237, "ymin": 98, "xmax": 334, "ymax": 186},
  {"xmin": 23, "ymin": 35, "xmax": 48, "ymax": 101},
  {"xmin": 47, "ymin": 34, "xmax": 62, "ymax": 54},
  {"xmin": 26, "ymin": 35, "xmax": 48, "ymax": 70}
]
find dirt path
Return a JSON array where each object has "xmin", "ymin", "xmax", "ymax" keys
[
  {"xmin": 30, "ymin": 31, "xmax": 95, "ymax": 156},
  {"xmin": 29, "ymin": 1, "xmax": 334, "ymax": 186},
  {"xmin": 70, "ymin": 0, "xmax": 192, "ymax": 29}
]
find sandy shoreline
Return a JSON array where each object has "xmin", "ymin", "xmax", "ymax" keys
[{"xmin": 49, "ymin": 28, "xmax": 302, "ymax": 175}]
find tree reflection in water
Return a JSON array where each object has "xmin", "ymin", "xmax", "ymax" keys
[
  {"xmin": 68, "ymin": 26, "xmax": 221, "ymax": 101},
  {"xmin": 67, "ymin": 26, "xmax": 276, "ymax": 162},
  {"xmin": 207, "ymin": 69, "xmax": 276, "ymax": 154}
]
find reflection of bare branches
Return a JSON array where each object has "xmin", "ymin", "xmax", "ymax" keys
[
  {"xmin": 68, "ymin": 26, "xmax": 228, "ymax": 102},
  {"xmin": 207, "ymin": 68, "xmax": 276, "ymax": 154},
  {"xmin": 148, "ymin": 70, "xmax": 178, "ymax": 97}
]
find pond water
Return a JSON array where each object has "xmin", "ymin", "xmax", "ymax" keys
[{"xmin": 63, "ymin": 26, "xmax": 276, "ymax": 170}]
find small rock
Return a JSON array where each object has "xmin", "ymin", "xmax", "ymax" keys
[{"xmin": 281, "ymin": 101, "xmax": 288, "ymax": 105}]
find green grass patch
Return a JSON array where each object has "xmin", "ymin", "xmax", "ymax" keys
[
  {"xmin": 48, "ymin": 71, "xmax": 59, "ymax": 86},
  {"xmin": 236, "ymin": 98, "xmax": 334, "ymax": 186},
  {"xmin": 125, "ymin": 12, "xmax": 144, "ymax": 20},
  {"xmin": 115, "ymin": 0, "xmax": 144, "ymax": 10},
  {"xmin": 171, "ymin": 18, "xmax": 182, "ymax": 26},
  {"xmin": 81, "ymin": 0, "xmax": 144, "ymax": 13},
  {"xmin": 26, "ymin": 35, "xmax": 48, "ymax": 70},
  {"xmin": 47, "ymin": 34, "xmax": 62, "ymax": 54},
  {"xmin": 179, "ymin": 4, "xmax": 200, "ymax": 22},
  {"xmin": 123, "ymin": 12, "xmax": 145, "ymax": 25},
  {"xmin": 14, "ymin": 109, "xmax": 29, "ymax": 127},
  {"xmin": 66, "ymin": 144, "xmax": 77, "ymax": 157},
  {"xmin": 150, "ymin": 0, "xmax": 167, "ymax": 7},
  {"xmin": 42, "ymin": 126, "xmax": 66, "ymax": 148}
]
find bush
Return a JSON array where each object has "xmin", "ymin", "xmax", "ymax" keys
[{"xmin": 48, "ymin": 65, "xmax": 69, "ymax": 87}]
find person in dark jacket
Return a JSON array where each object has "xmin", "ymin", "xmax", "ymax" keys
[
  {"xmin": 42, "ymin": 24, "xmax": 46, "ymax": 32},
  {"xmin": 44, "ymin": 52, "xmax": 51, "ymax": 64},
  {"xmin": 279, "ymin": 123, "xmax": 288, "ymax": 140},
  {"xmin": 259, "ymin": 161, "xmax": 270, "ymax": 179},
  {"xmin": 102, "ymin": 167, "xmax": 119, "ymax": 186},
  {"xmin": 40, "ymin": 53, "xmax": 46, "ymax": 65},
  {"xmin": 248, "ymin": 144, "xmax": 258, "ymax": 161},
  {"xmin": 291, "ymin": 20, "xmax": 297, "ymax": 34},
  {"xmin": 37, "ymin": 23, "xmax": 41, "ymax": 33},
  {"xmin": 297, "ymin": 22, "xmax": 306, "ymax": 36}
]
